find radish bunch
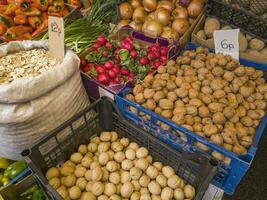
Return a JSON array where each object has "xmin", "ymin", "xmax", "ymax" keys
[{"xmin": 80, "ymin": 35, "xmax": 169, "ymax": 86}]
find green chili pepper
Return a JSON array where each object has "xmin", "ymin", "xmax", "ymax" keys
[
  {"xmin": 4, "ymin": 161, "xmax": 27, "ymax": 179},
  {"xmin": 20, "ymin": 184, "xmax": 39, "ymax": 197},
  {"xmin": 31, "ymin": 189, "xmax": 44, "ymax": 200},
  {"xmin": 0, "ymin": 15, "xmax": 12, "ymax": 27}
]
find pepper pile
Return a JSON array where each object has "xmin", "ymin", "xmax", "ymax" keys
[
  {"xmin": 80, "ymin": 35, "xmax": 169, "ymax": 86},
  {"xmin": 19, "ymin": 183, "xmax": 46, "ymax": 200},
  {"xmin": 0, "ymin": 0, "xmax": 80, "ymax": 41},
  {"xmin": 0, "ymin": 159, "xmax": 27, "ymax": 188}
]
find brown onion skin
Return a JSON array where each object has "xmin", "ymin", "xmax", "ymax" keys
[
  {"xmin": 157, "ymin": 1, "xmax": 175, "ymax": 12},
  {"xmin": 130, "ymin": 0, "xmax": 142, "ymax": 9},
  {"xmin": 118, "ymin": 20, "xmax": 131, "ymax": 28},
  {"xmin": 172, "ymin": 18, "xmax": 190, "ymax": 35},
  {"xmin": 172, "ymin": 6, "xmax": 188, "ymax": 19},
  {"xmin": 143, "ymin": 0, "xmax": 158, "ymax": 12},
  {"xmin": 161, "ymin": 26, "xmax": 179, "ymax": 40},
  {"xmin": 187, "ymin": 0, "xmax": 204, "ymax": 18},
  {"xmin": 155, "ymin": 8, "xmax": 171, "ymax": 26},
  {"xmin": 132, "ymin": 7, "xmax": 148, "ymax": 22},
  {"xmin": 119, "ymin": 2, "xmax": 133, "ymax": 20},
  {"xmin": 129, "ymin": 21, "xmax": 143, "ymax": 31},
  {"xmin": 145, "ymin": 20, "xmax": 163, "ymax": 37}
]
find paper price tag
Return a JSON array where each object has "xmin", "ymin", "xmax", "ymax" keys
[
  {"xmin": 48, "ymin": 16, "xmax": 65, "ymax": 62},
  {"xmin": 214, "ymin": 29, "xmax": 240, "ymax": 60}
]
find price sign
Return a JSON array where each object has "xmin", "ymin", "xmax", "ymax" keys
[
  {"xmin": 48, "ymin": 16, "xmax": 65, "ymax": 62},
  {"xmin": 214, "ymin": 29, "xmax": 239, "ymax": 60}
]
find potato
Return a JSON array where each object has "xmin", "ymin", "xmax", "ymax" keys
[
  {"xmin": 185, "ymin": 115, "xmax": 194, "ymax": 125},
  {"xmin": 186, "ymin": 105, "xmax": 198, "ymax": 116},
  {"xmin": 135, "ymin": 93, "xmax": 146, "ymax": 104},
  {"xmin": 74, "ymin": 166, "xmax": 87, "ymax": 178},
  {"xmin": 69, "ymin": 186, "xmax": 82, "ymax": 199},
  {"xmin": 153, "ymin": 91, "xmax": 165, "ymax": 102},
  {"xmin": 157, "ymin": 65, "xmax": 167, "ymax": 74},
  {"xmin": 213, "ymin": 90, "xmax": 225, "ymax": 99},
  {"xmin": 133, "ymin": 85, "xmax": 143, "ymax": 96},
  {"xmin": 159, "ymin": 99, "xmax": 174, "ymax": 110},
  {"xmin": 210, "ymin": 134, "xmax": 223, "ymax": 145},
  {"xmin": 139, "ymin": 174, "xmax": 150, "ymax": 187},
  {"xmin": 167, "ymin": 91, "xmax": 178, "ymax": 102},
  {"xmin": 57, "ymin": 186, "xmax": 69, "ymax": 199},
  {"xmin": 76, "ymin": 177, "xmax": 87, "ymax": 191},
  {"xmin": 198, "ymin": 106, "xmax": 210, "ymax": 117},
  {"xmin": 161, "ymin": 187, "xmax": 174, "ymax": 200},
  {"xmin": 196, "ymin": 30, "xmax": 206, "ymax": 40},
  {"xmin": 80, "ymin": 192, "xmax": 96, "ymax": 200},
  {"xmin": 49, "ymin": 177, "xmax": 61, "ymax": 189},
  {"xmin": 232, "ymin": 144, "xmax": 247, "ymax": 155},
  {"xmin": 60, "ymin": 165, "xmax": 75, "ymax": 177},
  {"xmin": 212, "ymin": 112, "xmax": 226, "ymax": 124},
  {"xmin": 201, "ymin": 86, "xmax": 213, "ymax": 94},
  {"xmin": 46, "ymin": 167, "xmax": 60, "ymax": 180},
  {"xmin": 239, "ymin": 33, "xmax": 248, "ymax": 52},
  {"xmin": 203, "ymin": 124, "xmax": 218, "ymax": 136},
  {"xmin": 193, "ymin": 123, "xmax": 203, "ymax": 132},
  {"xmin": 161, "ymin": 110, "xmax": 173, "ymax": 119},
  {"xmin": 143, "ymin": 74, "xmax": 154, "ymax": 84},
  {"xmin": 249, "ymin": 38, "xmax": 265, "ymax": 51},
  {"xmin": 191, "ymin": 60, "xmax": 205, "ymax": 69},
  {"xmin": 166, "ymin": 80, "xmax": 177, "ymax": 91},
  {"xmin": 91, "ymin": 182, "xmax": 104, "ymax": 196},
  {"xmin": 162, "ymin": 166, "xmax": 175, "ymax": 178},
  {"xmin": 189, "ymin": 98, "xmax": 202, "ymax": 107},
  {"xmin": 204, "ymin": 18, "xmax": 220, "ymax": 37},
  {"xmin": 240, "ymin": 116, "xmax": 253, "ymax": 127},
  {"xmin": 144, "ymin": 89, "xmax": 155, "ymax": 99},
  {"xmin": 240, "ymin": 136, "xmax": 253, "ymax": 148},
  {"xmin": 208, "ymin": 102, "xmax": 224, "ymax": 113},
  {"xmin": 172, "ymin": 115, "xmax": 185, "ymax": 124}
]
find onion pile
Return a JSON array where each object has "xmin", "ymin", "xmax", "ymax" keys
[{"xmin": 118, "ymin": 0, "xmax": 205, "ymax": 40}]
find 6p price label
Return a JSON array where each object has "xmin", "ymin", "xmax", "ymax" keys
[{"xmin": 214, "ymin": 29, "xmax": 240, "ymax": 60}]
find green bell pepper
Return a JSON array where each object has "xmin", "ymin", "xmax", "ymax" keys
[
  {"xmin": 4, "ymin": 161, "xmax": 27, "ymax": 179},
  {"xmin": 20, "ymin": 184, "xmax": 39, "ymax": 197}
]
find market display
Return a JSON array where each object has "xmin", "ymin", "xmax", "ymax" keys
[
  {"xmin": 80, "ymin": 34, "xmax": 169, "ymax": 85},
  {"xmin": 195, "ymin": 17, "xmax": 267, "ymax": 58},
  {"xmin": 118, "ymin": 0, "xmax": 205, "ymax": 40},
  {"xmin": 45, "ymin": 131, "xmax": 196, "ymax": 200},
  {"xmin": 0, "ymin": 48, "xmax": 59, "ymax": 84},
  {"xmin": 127, "ymin": 46, "xmax": 267, "ymax": 156},
  {"xmin": 0, "ymin": 158, "xmax": 27, "ymax": 188},
  {"xmin": 0, "ymin": 0, "xmax": 80, "ymax": 41},
  {"xmin": 19, "ymin": 183, "xmax": 46, "ymax": 200}
]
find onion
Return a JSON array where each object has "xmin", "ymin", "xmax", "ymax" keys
[
  {"xmin": 176, "ymin": 0, "xmax": 190, "ymax": 7},
  {"xmin": 119, "ymin": 2, "xmax": 133, "ymax": 20},
  {"xmin": 161, "ymin": 26, "xmax": 179, "ymax": 40},
  {"xmin": 172, "ymin": 18, "xmax": 189, "ymax": 35},
  {"xmin": 133, "ymin": 7, "xmax": 148, "ymax": 22},
  {"xmin": 187, "ymin": 0, "xmax": 204, "ymax": 18},
  {"xmin": 142, "ymin": 19, "xmax": 151, "ymax": 31},
  {"xmin": 157, "ymin": 1, "xmax": 175, "ymax": 12},
  {"xmin": 172, "ymin": 7, "xmax": 188, "ymax": 19},
  {"xmin": 118, "ymin": 20, "xmax": 130, "ymax": 28},
  {"xmin": 147, "ymin": 12, "xmax": 156, "ymax": 21},
  {"xmin": 144, "ymin": 20, "xmax": 163, "ymax": 36},
  {"xmin": 155, "ymin": 8, "xmax": 171, "ymax": 26},
  {"xmin": 130, "ymin": 0, "xmax": 142, "ymax": 9},
  {"xmin": 143, "ymin": 0, "xmax": 157, "ymax": 12},
  {"xmin": 189, "ymin": 17, "xmax": 195, "ymax": 25},
  {"xmin": 129, "ymin": 21, "xmax": 143, "ymax": 31}
]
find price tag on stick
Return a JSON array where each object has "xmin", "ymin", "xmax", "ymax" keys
[
  {"xmin": 214, "ymin": 29, "xmax": 240, "ymax": 60},
  {"xmin": 48, "ymin": 16, "xmax": 65, "ymax": 62}
]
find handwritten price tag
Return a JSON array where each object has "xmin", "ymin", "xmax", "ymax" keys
[
  {"xmin": 214, "ymin": 29, "xmax": 239, "ymax": 60},
  {"xmin": 48, "ymin": 16, "xmax": 65, "ymax": 62}
]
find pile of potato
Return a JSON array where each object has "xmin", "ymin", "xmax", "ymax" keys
[
  {"xmin": 127, "ymin": 47, "xmax": 267, "ymax": 158},
  {"xmin": 45, "ymin": 131, "xmax": 196, "ymax": 200},
  {"xmin": 196, "ymin": 17, "xmax": 267, "ymax": 59}
]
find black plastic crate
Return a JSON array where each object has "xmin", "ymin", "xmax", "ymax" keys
[
  {"xmin": 206, "ymin": 0, "xmax": 267, "ymax": 42},
  {"xmin": 21, "ymin": 97, "xmax": 218, "ymax": 200}
]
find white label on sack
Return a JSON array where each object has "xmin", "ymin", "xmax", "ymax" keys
[
  {"xmin": 48, "ymin": 16, "xmax": 65, "ymax": 62},
  {"xmin": 99, "ymin": 86, "xmax": 114, "ymax": 100},
  {"xmin": 214, "ymin": 29, "xmax": 240, "ymax": 60}
]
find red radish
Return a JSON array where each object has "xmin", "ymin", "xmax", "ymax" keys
[
  {"xmin": 108, "ymin": 70, "xmax": 117, "ymax": 78},
  {"xmin": 129, "ymin": 76, "xmax": 135, "ymax": 82},
  {"xmin": 121, "ymin": 41, "xmax": 133, "ymax": 51},
  {"xmin": 151, "ymin": 44, "xmax": 160, "ymax": 52},
  {"xmin": 155, "ymin": 61, "xmax": 161, "ymax": 68},
  {"xmin": 83, "ymin": 66, "xmax": 90, "ymax": 73},
  {"xmin": 160, "ymin": 55, "xmax": 167, "ymax": 63},
  {"xmin": 121, "ymin": 68, "xmax": 130, "ymax": 75},
  {"xmin": 109, "ymin": 80, "xmax": 117, "ymax": 86},
  {"xmin": 96, "ymin": 66, "xmax": 106, "ymax": 74},
  {"xmin": 104, "ymin": 60, "xmax": 114, "ymax": 70},
  {"xmin": 154, "ymin": 51, "xmax": 160, "ymax": 58},
  {"xmin": 148, "ymin": 52, "xmax": 157, "ymax": 60},
  {"xmin": 125, "ymin": 36, "xmax": 133, "ymax": 43},
  {"xmin": 105, "ymin": 42, "xmax": 113, "ymax": 49},
  {"xmin": 102, "ymin": 50, "xmax": 109, "ymax": 57},
  {"xmin": 112, "ymin": 65, "xmax": 121, "ymax": 74},
  {"xmin": 130, "ymin": 50, "xmax": 138, "ymax": 58},
  {"xmin": 114, "ymin": 55, "xmax": 121, "ymax": 62},
  {"xmin": 98, "ymin": 74, "xmax": 109, "ymax": 85},
  {"xmin": 93, "ymin": 43, "xmax": 101, "ymax": 50},
  {"xmin": 80, "ymin": 59, "xmax": 87, "ymax": 67},
  {"xmin": 129, "ymin": 72, "xmax": 135, "ymax": 78},
  {"xmin": 114, "ymin": 77, "xmax": 120, "ymax": 84},
  {"xmin": 97, "ymin": 35, "xmax": 107, "ymax": 46},
  {"xmin": 139, "ymin": 57, "xmax": 149, "ymax": 65},
  {"xmin": 160, "ymin": 47, "xmax": 168, "ymax": 56},
  {"xmin": 114, "ymin": 48, "xmax": 121, "ymax": 55}
]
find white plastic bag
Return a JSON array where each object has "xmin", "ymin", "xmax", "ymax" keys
[{"xmin": 0, "ymin": 41, "xmax": 90, "ymax": 160}]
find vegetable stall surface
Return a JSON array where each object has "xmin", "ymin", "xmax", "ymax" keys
[
  {"xmin": 0, "ymin": 0, "xmax": 80, "ymax": 41},
  {"xmin": 0, "ymin": 49, "xmax": 59, "ymax": 84},
  {"xmin": 80, "ymin": 35, "xmax": 169, "ymax": 86},
  {"xmin": 127, "ymin": 46, "xmax": 267, "ymax": 161},
  {"xmin": 45, "ymin": 131, "xmax": 196, "ymax": 200},
  {"xmin": 118, "ymin": 0, "xmax": 205, "ymax": 40}
]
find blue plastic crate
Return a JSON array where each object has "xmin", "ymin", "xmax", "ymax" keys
[{"xmin": 115, "ymin": 43, "xmax": 267, "ymax": 195}]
